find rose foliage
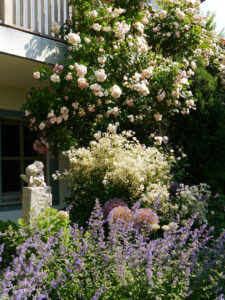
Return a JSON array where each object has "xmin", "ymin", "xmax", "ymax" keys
[{"xmin": 22, "ymin": 0, "xmax": 225, "ymax": 153}]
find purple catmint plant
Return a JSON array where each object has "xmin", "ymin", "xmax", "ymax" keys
[{"xmin": 0, "ymin": 200, "xmax": 224, "ymax": 299}]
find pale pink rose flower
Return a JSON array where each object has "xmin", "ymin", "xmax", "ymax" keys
[
  {"xmin": 88, "ymin": 105, "xmax": 95, "ymax": 112},
  {"xmin": 79, "ymin": 108, "xmax": 86, "ymax": 116},
  {"xmin": 72, "ymin": 102, "xmax": 79, "ymax": 110},
  {"xmin": 25, "ymin": 110, "xmax": 30, "ymax": 117},
  {"xmin": 95, "ymin": 91, "xmax": 104, "ymax": 98},
  {"xmin": 65, "ymin": 72, "xmax": 73, "ymax": 81},
  {"xmin": 95, "ymin": 69, "xmax": 107, "ymax": 82},
  {"xmin": 56, "ymin": 116, "xmax": 63, "ymax": 124},
  {"xmin": 84, "ymin": 37, "xmax": 91, "ymax": 44},
  {"xmin": 154, "ymin": 113, "xmax": 162, "ymax": 122},
  {"xmin": 124, "ymin": 99, "xmax": 134, "ymax": 106},
  {"xmin": 75, "ymin": 64, "xmax": 87, "ymax": 78},
  {"xmin": 89, "ymin": 10, "xmax": 98, "ymax": 19},
  {"xmin": 92, "ymin": 23, "xmax": 101, "ymax": 31},
  {"xmin": 53, "ymin": 64, "xmax": 64, "ymax": 74},
  {"xmin": 33, "ymin": 71, "xmax": 40, "ymax": 79},
  {"xmin": 163, "ymin": 136, "xmax": 169, "ymax": 144},
  {"xmin": 78, "ymin": 78, "xmax": 88, "ymax": 90},
  {"xmin": 67, "ymin": 32, "xmax": 81, "ymax": 45},
  {"xmin": 50, "ymin": 73, "xmax": 60, "ymax": 83},
  {"xmin": 39, "ymin": 122, "xmax": 46, "ymax": 130},
  {"xmin": 110, "ymin": 85, "xmax": 122, "ymax": 98},
  {"xmin": 90, "ymin": 83, "xmax": 102, "ymax": 92},
  {"xmin": 154, "ymin": 136, "xmax": 163, "ymax": 146}
]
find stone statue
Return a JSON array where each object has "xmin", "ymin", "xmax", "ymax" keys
[{"xmin": 20, "ymin": 161, "xmax": 46, "ymax": 187}]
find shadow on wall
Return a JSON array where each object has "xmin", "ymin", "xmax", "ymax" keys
[{"xmin": 24, "ymin": 35, "xmax": 67, "ymax": 65}]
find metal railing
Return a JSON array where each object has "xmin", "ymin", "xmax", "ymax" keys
[{"xmin": 0, "ymin": 0, "xmax": 72, "ymax": 40}]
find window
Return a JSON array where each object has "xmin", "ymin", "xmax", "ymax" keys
[{"xmin": 0, "ymin": 110, "xmax": 59, "ymax": 205}]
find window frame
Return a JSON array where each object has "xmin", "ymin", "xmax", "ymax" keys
[{"xmin": 0, "ymin": 109, "xmax": 59, "ymax": 206}]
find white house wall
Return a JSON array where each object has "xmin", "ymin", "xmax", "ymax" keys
[{"xmin": 0, "ymin": 26, "xmax": 66, "ymax": 64}]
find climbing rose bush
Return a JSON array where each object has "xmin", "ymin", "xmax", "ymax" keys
[
  {"xmin": 22, "ymin": 0, "xmax": 225, "ymax": 153},
  {"xmin": 0, "ymin": 201, "xmax": 224, "ymax": 299}
]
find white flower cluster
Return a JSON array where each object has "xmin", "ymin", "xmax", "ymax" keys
[
  {"xmin": 114, "ymin": 21, "xmax": 130, "ymax": 39},
  {"xmin": 170, "ymin": 183, "xmax": 211, "ymax": 225},
  {"xmin": 63, "ymin": 132, "xmax": 172, "ymax": 222}
]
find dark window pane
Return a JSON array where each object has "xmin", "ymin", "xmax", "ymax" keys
[
  {"xmin": 24, "ymin": 127, "xmax": 38, "ymax": 157},
  {"xmin": 2, "ymin": 160, "xmax": 20, "ymax": 192},
  {"xmin": 1, "ymin": 125, "xmax": 20, "ymax": 156}
]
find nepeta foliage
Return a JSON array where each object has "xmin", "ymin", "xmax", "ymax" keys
[
  {"xmin": 22, "ymin": 0, "xmax": 225, "ymax": 153},
  {"xmin": 0, "ymin": 201, "xmax": 224, "ymax": 299}
]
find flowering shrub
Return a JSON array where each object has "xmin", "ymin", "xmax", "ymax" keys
[
  {"xmin": 0, "ymin": 201, "xmax": 224, "ymax": 299},
  {"xmin": 57, "ymin": 131, "xmax": 172, "ymax": 224},
  {"xmin": 58, "ymin": 131, "xmax": 210, "ymax": 225},
  {"xmin": 22, "ymin": 0, "xmax": 225, "ymax": 152},
  {"xmin": 168, "ymin": 182, "xmax": 211, "ymax": 225}
]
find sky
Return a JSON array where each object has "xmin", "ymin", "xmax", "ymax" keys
[{"xmin": 201, "ymin": 0, "xmax": 225, "ymax": 33}]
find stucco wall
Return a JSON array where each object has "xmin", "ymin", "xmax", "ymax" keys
[{"xmin": 0, "ymin": 84, "xmax": 27, "ymax": 111}]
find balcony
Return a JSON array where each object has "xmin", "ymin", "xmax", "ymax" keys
[
  {"xmin": 0, "ymin": 0, "xmax": 72, "ymax": 40},
  {"xmin": 0, "ymin": 0, "xmax": 70, "ymax": 66}
]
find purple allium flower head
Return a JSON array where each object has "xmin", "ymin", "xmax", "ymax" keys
[
  {"xmin": 103, "ymin": 198, "xmax": 128, "ymax": 220},
  {"xmin": 107, "ymin": 206, "xmax": 133, "ymax": 227},
  {"xmin": 134, "ymin": 208, "xmax": 159, "ymax": 230}
]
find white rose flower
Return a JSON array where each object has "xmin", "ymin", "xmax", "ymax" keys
[
  {"xmin": 92, "ymin": 23, "xmax": 101, "ymax": 31},
  {"xmin": 191, "ymin": 61, "xmax": 196, "ymax": 70},
  {"xmin": 154, "ymin": 136, "xmax": 163, "ymax": 146},
  {"xmin": 134, "ymin": 22, "xmax": 145, "ymax": 34},
  {"xmin": 90, "ymin": 83, "xmax": 102, "ymax": 92},
  {"xmin": 67, "ymin": 32, "xmax": 81, "ymax": 45},
  {"xmin": 50, "ymin": 73, "xmax": 60, "ymax": 83},
  {"xmin": 186, "ymin": 100, "xmax": 195, "ymax": 106},
  {"xmin": 157, "ymin": 90, "xmax": 166, "ymax": 101},
  {"xmin": 154, "ymin": 113, "xmax": 162, "ymax": 122},
  {"xmin": 89, "ymin": 10, "xmax": 98, "ymax": 19},
  {"xmin": 39, "ymin": 122, "xmax": 46, "ymax": 130},
  {"xmin": 84, "ymin": 37, "xmax": 91, "ymax": 44},
  {"xmin": 78, "ymin": 78, "xmax": 88, "ymax": 90},
  {"xmin": 107, "ymin": 123, "xmax": 118, "ymax": 134},
  {"xmin": 75, "ymin": 64, "xmax": 87, "ymax": 78},
  {"xmin": 98, "ymin": 56, "xmax": 107, "ymax": 65},
  {"xmin": 65, "ymin": 72, "xmax": 73, "ymax": 81},
  {"xmin": 94, "ymin": 131, "xmax": 101, "ymax": 141},
  {"xmin": 51, "ymin": 21, "xmax": 60, "ymax": 34},
  {"xmin": 95, "ymin": 69, "xmax": 107, "ymax": 82},
  {"xmin": 33, "ymin": 71, "xmax": 40, "ymax": 79},
  {"xmin": 159, "ymin": 10, "xmax": 167, "ymax": 19},
  {"xmin": 102, "ymin": 26, "xmax": 111, "ymax": 32},
  {"xmin": 128, "ymin": 115, "xmax": 134, "ymax": 123},
  {"xmin": 176, "ymin": 9, "xmax": 185, "ymax": 20},
  {"xmin": 163, "ymin": 136, "xmax": 169, "ymax": 144},
  {"xmin": 141, "ymin": 66, "xmax": 154, "ymax": 79},
  {"xmin": 110, "ymin": 85, "xmax": 122, "ymax": 98}
]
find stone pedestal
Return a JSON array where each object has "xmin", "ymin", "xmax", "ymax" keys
[{"xmin": 22, "ymin": 186, "xmax": 52, "ymax": 224}]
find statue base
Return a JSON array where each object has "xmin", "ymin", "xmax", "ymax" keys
[{"xmin": 22, "ymin": 186, "xmax": 52, "ymax": 224}]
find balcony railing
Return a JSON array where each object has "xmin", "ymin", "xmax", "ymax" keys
[{"xmin": 0, "ymin": 0, "xmax": 72, "ymax": 40}]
